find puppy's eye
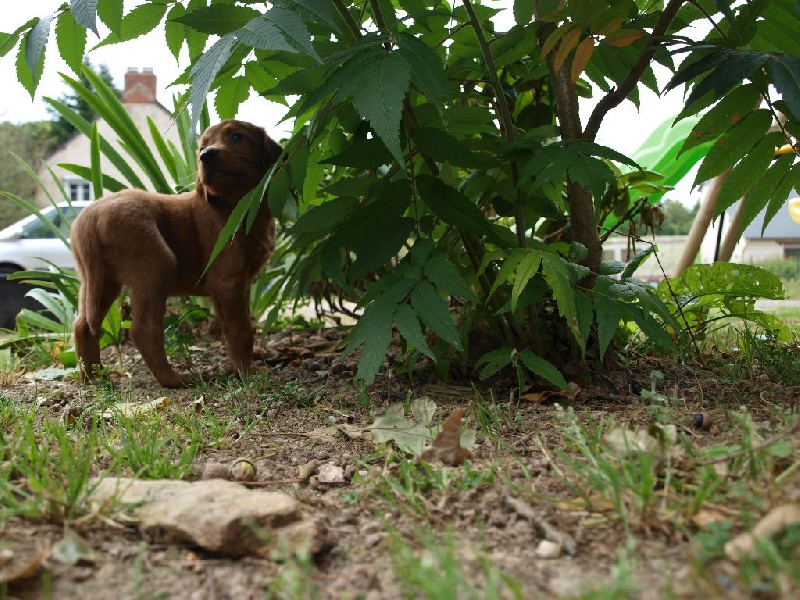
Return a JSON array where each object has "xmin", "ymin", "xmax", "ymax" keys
[{"xmin": 230, "ymin": 132, "xmax": 244, "ymax": 142}]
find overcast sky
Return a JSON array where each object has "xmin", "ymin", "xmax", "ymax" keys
[{"xmin": 1, "ymin": 1, "xmax": 696, "ymax": 199}]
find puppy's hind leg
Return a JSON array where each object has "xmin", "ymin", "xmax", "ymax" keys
[{"xmin": 74, "ymin": 274, "xmax": 121, "ymax": 382}]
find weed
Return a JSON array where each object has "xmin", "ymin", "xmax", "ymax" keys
[
  {"xmin": 266, "ymin": 552, "xmax": 320, "ymax": 600},
  {"xmin": 388, "ymin": 528, "xmax": 523, "ymax": 599}
]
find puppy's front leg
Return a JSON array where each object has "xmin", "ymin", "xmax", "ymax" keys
[
  {"xmin": 212, "ymin": 290, "xmax": 256, "ymax": 375},
  {"xmin": 130, "ymin": 292, "xmax": 192, "ymax": 388}
]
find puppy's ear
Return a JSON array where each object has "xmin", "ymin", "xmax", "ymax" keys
[{"xmin": 262, "ymin": 131, "xmax": 283, "ymax": 170}]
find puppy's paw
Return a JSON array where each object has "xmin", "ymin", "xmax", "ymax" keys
[{"xmin": 157, "ymin": 372, "xmax": 194, "ymax": 388}]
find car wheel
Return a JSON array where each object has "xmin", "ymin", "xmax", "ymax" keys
[{"xmin": 0, "ymin": 265, "xmax": 28, "ymax": 329}]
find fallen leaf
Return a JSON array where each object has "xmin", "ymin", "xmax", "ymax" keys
[
  {"xmin": 368, "ymin": 401, "xmax": 435, "ymax": 456},
  {"xmin": 725, "ymin": 504, "xmax": 800, "ymax": 561},
  {"xmin": 51, "ymin": 528, "xmax": 100, "ymax": 566},
  {"xmin": 0, "ymin": 546, "xmax": 49, "ymax": 584},
  {"xmin": 421, "ymin": 408, "xmax": 472, "ymax": 466},
  {"xmin": 102, "ymin": 397, "xmax": 171, "ymax": 420}
]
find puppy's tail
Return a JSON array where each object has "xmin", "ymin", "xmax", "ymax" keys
[{"xmin": 72, "ymin": 212, "xmax": 107, "ymax": 338}]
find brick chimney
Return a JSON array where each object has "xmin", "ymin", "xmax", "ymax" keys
[{"xmin": 122, "ymin": 67, "xmax": 157, "ymax": 104}]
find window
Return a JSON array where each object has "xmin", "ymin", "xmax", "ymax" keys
[{"xmin": 67, "ymin": 180, "xmax": 92, "ymax": 202}]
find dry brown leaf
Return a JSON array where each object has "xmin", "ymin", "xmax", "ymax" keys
[
  {"xmin": 421, "ymin": 408, "xmax": 471, "ymax": 466},
  {"xmin": 0, "ymin": 546, "xmax": 49, "ymax": 584}
]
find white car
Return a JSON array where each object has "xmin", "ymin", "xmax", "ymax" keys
[{"xmin": 0, "ymin": 202, "xmax": 90, "ymax": 276}]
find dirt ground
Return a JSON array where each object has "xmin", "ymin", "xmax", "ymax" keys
[{"xmin": 0, "ymin": 324, "xmax": 798, "ymax": 599}]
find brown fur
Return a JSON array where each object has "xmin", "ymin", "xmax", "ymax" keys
[{"xmin": 71, "ymin": 119, "xmax": 281, "ymax": 387}]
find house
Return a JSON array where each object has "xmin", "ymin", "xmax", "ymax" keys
[
  {"xmin": 701, "ymin": 192, "xmax": 800, "ymax": 265},
  {"xmin": 35, "ymin": 68, "xmax": 183, "ymax": 207}
]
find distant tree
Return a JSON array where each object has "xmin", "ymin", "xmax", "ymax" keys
[
  {"xmin": 46, "ymin": 60, "xmax": 120, "ymax": 149},
  {"xmin": 658, "ymin": 200, "xmax": 700, "ymax": 235},
  {"xmin": 0, "ymin": 120, "xmax": 53, "ymax": 228}
]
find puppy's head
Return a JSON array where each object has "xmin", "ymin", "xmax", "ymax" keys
[{"xmin": 195, "ymin": 119, "xmax": 282, "ymax": 207}]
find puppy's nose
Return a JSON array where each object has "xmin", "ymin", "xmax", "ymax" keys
[{"xmin": 200, "ymin": 147, "xmax": 218, "ymax": 164}]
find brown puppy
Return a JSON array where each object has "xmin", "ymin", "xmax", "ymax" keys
[{"xmin": 71, "ymin": 119, "xmax": 281, "ymax": 387}]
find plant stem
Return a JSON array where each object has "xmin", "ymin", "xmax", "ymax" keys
[{"xmin": 330, "ymin": 0, "xmax": 362, "ymax": 40}]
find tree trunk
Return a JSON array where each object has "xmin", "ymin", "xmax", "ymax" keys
[
  {"xmin": 718, "ymin": 195, "xmax": 747, "ymax": 262},
  {"xmin": 675, "ymin": 169, "xmax": 731, "ymax": 275}
]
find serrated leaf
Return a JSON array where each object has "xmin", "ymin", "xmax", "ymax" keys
[
  {"xmin": 345, "ymin": 51, "xmax": 411, "ymax": 167},
  {"xmin": 394, "ymin": 304, "xmax": 435, "ymax": 361},
  {"xmin": 56, "ymin": 11, "xmax": 87, "ymax": 75},
  {"xmin": 567, "ymin": 153, "xmax": 616, "ymax": 199},
  {"xmin": 70, "ymin": 0, "xmax": 98, "ymax": 36},
  {"xmin": 396, "ymin": 32, "xmax": 448, "ymax": 111},
  {"xmin": 411, "ymin": 282, "xmax": 462, "ymax": 350},
  {"xmin": 16, "ymin": 33, "xmax": 45, "ymax": 98},
  {"xmin": 741, "ymin": 154, "xmax": 795, "ymax": 233},
  {"xmin": 678, "ymin": 84, "xmax": 761, "ymax": 156},
  {"xmin": 593, "ymin": 294, "xmax": 623, "ymax": 360},
  {"xmin": 518, "ymin": 350, "xmax": 569, "ymax": 390},
  {"xmin": 512, "ymin": 250, "xmax": 542, "ymax": 312},
  {"xmin": 694, "ymin": 109, "xmax": 772, "ymax": 185},
  {"xmin": 541, "ymin": 22, "xmax": 572, "ymax": 59},
  {"xmin": 164, "ymin": 3, "xmax": 186, "ymax": 59},
  {"xmin": 621, "ymin": 246, "xmax": 655, "ymax": 279},
  {"xmin": 476, "ymin": 347, "xmax": 514, "ymax": 379},
  {"xmin": 715, "ymin": 131, "xmax": 783, "ymax": 216},
  {"xmin": 417, "ymin": 175, "xmax": 502, "ymax": 243},
  {"xmin": 99, "ymin": 3, "xmax": 167, "ymax": 46},
  {"xmin": 97, "ymin": 0, "xmax": 122, "ymax": 32},
  {"xmin": 541, "ymin": 253, "xmax": 583, "ymax": 351},
  {"xmin": 345, "ymin": 294, "xmax": 396, "ymax": 384},
  {"xmin": 368, "ymin": 401, "xmax": 436, "ymax": 455},
  {"xmin": 237, "ymin": 9, "xmax": 320, "ymax": 61},
  {"xmin": 514, "ymin": 0, "xmax": 534, "ymax": 25},
  {"xmin": 768, "ymin": 54, "xmax": 800, "ymax": 121},
  {"xmin": 214, "ymin": 75, "xmax": 250, "ymax": 119},
  {"xmin": 423, "ymin": 254, "xmax": 478, "ymax": 301},
  {"xmin": 411, "ymin": 127, "xmax": 483, "ymax": 168},
  {"xmin": 684, "ymin": 51, "xmax": 770, "ymax": 109},
  {"xmin": 763, "ymin": 163, "xmax": 800, "ymax": 235},
  {"xmin": 24, "ymin": 15, "xmax": 53, "ymax": 90},
  {"xmin": 188, "ymin": 33, "xmax": 238, "ymax": 137},
  {"xmin": 571, "ymin": 36, "xmax": 594, "ymax": 83},
  {"xmin": 273, "ymin": 0, "xmax": 340, "ymax": 32},
  {"xmin": 173, "ymin": 4, "xmax": 260, "ymax": 35}
]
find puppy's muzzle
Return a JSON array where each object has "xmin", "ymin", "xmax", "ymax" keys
[{"xmin": 200, "ymin": 147, "xmax": 219, "ymax": 164}]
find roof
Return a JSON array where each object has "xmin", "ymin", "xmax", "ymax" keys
[{"xmin": 739, "ymin": 190, "xmax": 800, "ymax": 240}]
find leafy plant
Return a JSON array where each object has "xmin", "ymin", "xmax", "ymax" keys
[{"xmin": 4, "ymin": 0, "xmax": 799, "ymax": 386}]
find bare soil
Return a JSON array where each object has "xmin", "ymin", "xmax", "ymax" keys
[{"xmin": 1, "ymin": 325, "xmax": 798, "ymax": 599}]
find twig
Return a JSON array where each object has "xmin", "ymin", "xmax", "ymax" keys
[
  {"xmin": 504, "ymin": 493, "xmax": 577, "ymax": 555},
  {"xmin": 696, "ymin": 419, "xmax": 800, "ymax": 466}
]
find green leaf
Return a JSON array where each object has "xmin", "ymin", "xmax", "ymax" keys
[
  {"xmin": 89, "ymin": 123, "xmax": 103, "ymax": 199},
  {"xmin": 518, "ymin": 350, "xmax": 569, "ymax": 390},
  {"xmin": 188, "ymin": 33, "xmax": 238, "ymax": 138},
  {"xmin": 345, "ymin": 51, "xmax": 411, "ymax": 167},
  {"xmin": 541, "ymin": 253, "xmax": 583, "ymax": 352},
  {"xmin": 741, "ymin": 154, "xmax": 795, "ymax": 233},
  {"xmin": 417, "ymin": 175, "xmax": 502, "ymax": 244},
  {"xmin": 768, "ymin": 54, "xmax": 800, "ymax": 120},
  {"xmin": 98, "ymin": 3, "xmax": 168, "ymax": 46},
  {"xmin": 16, "ymin": 32, "xmax": 45, "ymax": 98},
  {"xmin": 411, "ymin": 282, "xmax": 462, "ymax": 350},
  {"xmin": 763, "ymin": 163, "xmax": 800, "ymax": 235},
  {"xmin": 396, "ymin": 32, "xmax": 448, "ymax": 111},
  {"xmin": 344, "ymin": 294, "xmax": 396, "ymax": 384},
  {"xmin": 621, "ymin": 246, "xmax": 655, "ymax": 279},
  {"xmin": 678, "ymin": 84, "xmax": 761, "ymax": 156},
  {"xmin": 173, "ymin": 4, "xmax": 260, "ymax": 35},
  {"xmin": 567, "ymin": 153, "xmax": 616, "ymax": 200},
  {"xmin": 324, "ymin": 138, "xmax": 394, "ymax": 168},
  {"xmin": 164, "ymin": 3, "xmax": 186, "ymax": 59},
  {"xmin": 511, "ymin": 250, "xmax": 542, "ymax": 312},
  {"xmin": 58, "ymin": 164, "xmax": 126, "ymax": 193},
  {"xmin": 684, "ymin": 51, "xmax": 770, "ymax": 110},
  {"xmin": 714, "ymin": 131, "xmax": 784, "ymax": 216},
  {"xmin": 476, "ymin": 347, "xmax": 514, "ymax": 379},
  {"xmin": 694, "ymin": 109, "xmax": 772, "ymax": 186},
  {"xmin": 97, "ymin": 0, "xmax": 122, "ymax": 32},
  {"xmin": 411, "ymin": 127, "xmax": 484, "ymax": 168},
  {"xmin": 273, "ymin": 0, "xmax": 340, "ymax": 32},
  {"xmin": 394, "ymin": 304, "xmax": 435, "ymax": 361},
  {"xmin": 56, "ymin": 11, "xmax": 87, "ymax": 75},
  {"xmin": 593, "ymin": 293, "xmax": 623, "ymax": 360},
  {"xmin": 237, "ymin": 9, "xmax": 320, "ymax": 61},
  {"xmin": 70, "ymin": 0, "xmax": 99, "ymax": 36},
  {"xmin": 214, "ymin": 75, "xmax": 251, "ymax": 119},
  {"xmin": 291, "ymin": 197, "xmax": 359, "ymax": 237},
  {"xmin": 514, "ymin": 0, "xmax": 535, "ymax": 25},
  {"xmin": 24, "ymin": 15, "xmax": 53, "ymax": 91},
  {"xmin": 423, "ymin": 254, "xmax": 478, "ymax": 302}
]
